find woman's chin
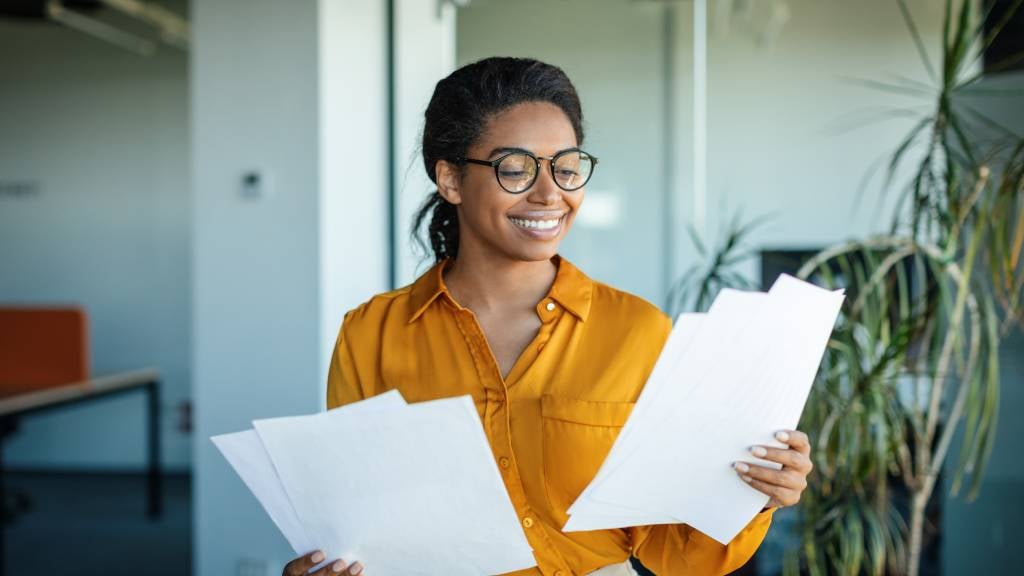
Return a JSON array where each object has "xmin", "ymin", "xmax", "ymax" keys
[{"xmin": 507, "ymin": 243, "xmax": 561, "ymax": 263}]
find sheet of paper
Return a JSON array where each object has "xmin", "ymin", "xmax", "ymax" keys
[
  {"xmin": 252, "ymin": 394, "xmax": 536, "ymax": 576},
  {"xmin": 211, "ymin": 390, "xmax": 407, "ymax": 557},
  {"xmin": 564, "ymin": 313, "xmax": 707, "ymax": 531},
  {"xmin": 212, "ymin": 429, "xmax": 313, "ymax": 554},
  {"xmin": 566, "ymin": 293, "xmax": 764, "ymax": 530},
  {"xmin": 565, "ymin": 274, "xmax": 844, "ymax": 543}
]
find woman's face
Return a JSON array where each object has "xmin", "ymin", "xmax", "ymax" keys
[{"xmin": 437, "ymin": 101, "xmax": 584, "ymax": 264}]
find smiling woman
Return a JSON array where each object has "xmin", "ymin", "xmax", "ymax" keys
[
  {"xmin": 281, "ymin": 57, "xmax": 811, "ymax": 576},
  {"xmin": 412, "ymin": 57, "xmax": 590, "ymax": 265},
  {"xmin": 432, "ymin": 100, "xmax": 586, "ymax": 268}
]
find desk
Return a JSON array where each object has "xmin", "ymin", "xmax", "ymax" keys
[{"xmin": 0, "ymin": 369, "xmax": 162, "ymax": 575}]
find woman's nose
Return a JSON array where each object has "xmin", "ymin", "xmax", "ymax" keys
[{"xmin": 527, "ymin": 161, "xmax": 561, "ymax": 204}]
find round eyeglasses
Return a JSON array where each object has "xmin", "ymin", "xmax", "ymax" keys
[{"xmin": 456, "ymin": 148, "xmax": 598, "ymax": 194}]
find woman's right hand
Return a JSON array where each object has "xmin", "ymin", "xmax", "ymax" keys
[{"xmin": 282, "ymin": 550, "xmax": 364, "ymax": 576}]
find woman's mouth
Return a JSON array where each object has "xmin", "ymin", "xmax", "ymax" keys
[{"xmin": 507, "ymin": 214, "xmax": 566, "ymax": 239}]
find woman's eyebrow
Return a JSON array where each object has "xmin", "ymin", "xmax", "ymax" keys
[
  {"xmin": 486, "ymin": 146, "xmax": 581, "ymax": 158},
  {"xmin": 487, "ymin": 146, "xmax": 531, "ymax": 158}
]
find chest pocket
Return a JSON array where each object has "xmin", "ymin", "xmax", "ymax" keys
[{"xmin": 540, "ymin": 395, "xmax": 635, "ymax": 517}]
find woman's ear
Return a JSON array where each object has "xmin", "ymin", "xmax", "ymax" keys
[{"xmin": 434, "ymin": 160, "xmax": 463, "ymax": 205}]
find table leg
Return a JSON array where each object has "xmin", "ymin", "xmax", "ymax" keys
[
  {"xmin": 0, "ymin": 440, "xmax": 4, "ymax": 576},
  {"xmin": 146, "ymin": 380, "xmax": 162, "ymax": 519},
  {"xmin": 0, "ymin": 417, "xmax": 9, "ymax": 576}
]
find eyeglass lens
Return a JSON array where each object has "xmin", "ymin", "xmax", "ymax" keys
[{"xmin": 496, "ymin": 151, "xmax": 594, "ymax": 193}]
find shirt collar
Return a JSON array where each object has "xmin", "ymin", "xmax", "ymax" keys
[{"xmin": 407, "ymin": 254, "xmax": 593, "ymax": 324}]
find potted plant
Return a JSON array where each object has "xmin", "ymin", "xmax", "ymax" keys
[{"xmin": 671, "ymin": 2, "xmax": 1023, "ymax": 574}]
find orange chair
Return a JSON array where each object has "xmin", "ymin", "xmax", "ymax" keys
[{"xmin": 0, "ymin": 307, "xmax": 89, "ymax": 394}]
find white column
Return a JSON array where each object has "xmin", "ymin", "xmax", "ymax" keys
[
  {"xmin": 192, "ymin": 1, "xmax": 387, "ymax": 574},
  {"xmin": 393, "ymin": 0, "xmax": 457, "ymax": 286},
  {"xmin": 693, "ymin": 0, "xmax": 707, "ymax": 242},
  {"xmin": 318, "ymin": 0, "xmax": 390, "ymax": 397}
]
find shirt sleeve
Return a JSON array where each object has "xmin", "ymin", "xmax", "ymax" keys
[
  {"xmin": 629, "ymin": 508, "xmax": 774, "ymax": 575},
  {"xmin": 326, "ymin": 310, "xmax": 368, "ymax": 410}
]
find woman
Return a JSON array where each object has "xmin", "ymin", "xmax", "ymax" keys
[{"xmin": 283, "ymin": 57, "xmax": 812, "ymax": 576}]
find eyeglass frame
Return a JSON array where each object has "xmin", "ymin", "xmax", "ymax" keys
[{"xmin": 454, "ymin": 147, "xmax": 599, "ymax": 194}]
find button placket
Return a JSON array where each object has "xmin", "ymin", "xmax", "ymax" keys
[{"xmin": 450, "ymin": 292, "xmax": 573, "ymax": 576}]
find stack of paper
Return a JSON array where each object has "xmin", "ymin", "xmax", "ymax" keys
[
  {"xmin": 211, "ymin": 391, "xmax": 536, "ymax": 576},
  {"xmin": 565, "ymin": 274, "xmax": 844, "ymax": 544}
]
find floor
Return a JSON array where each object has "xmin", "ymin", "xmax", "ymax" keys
[{"xmin": 3, "ymin": 471, "xmax": 191, "ymax": 576}]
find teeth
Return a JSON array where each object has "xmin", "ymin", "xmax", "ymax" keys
[{"xmin": 510, "ymin": 216, "xmax": 561, "ymax": 230}]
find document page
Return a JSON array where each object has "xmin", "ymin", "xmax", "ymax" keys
[
  {"xmin": 213, "ymin": 391, "xmax": 536, "ymax": 576},
  {"xmin": 565, "ymin": 274, "xmax": 844, "ymax": 543}
]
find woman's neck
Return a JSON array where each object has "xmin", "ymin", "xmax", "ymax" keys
[{"xmin": 443, "ymin": 247, "xmax": 558, "ymax": 316}]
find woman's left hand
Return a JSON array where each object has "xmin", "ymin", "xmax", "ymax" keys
[{"xmin": 733, "ymin": 429, "xmax": 813, "ymax": 509}]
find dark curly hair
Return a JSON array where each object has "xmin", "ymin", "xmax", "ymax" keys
[{"xmin": 412, "ymin": 56, "xmax": 585, "ymax": 263}]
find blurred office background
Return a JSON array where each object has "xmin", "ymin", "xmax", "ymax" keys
[{"xmin": 0, "ymin": 0, "xmax": 1021, "ymax": 574}]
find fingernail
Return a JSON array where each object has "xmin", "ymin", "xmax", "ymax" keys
[
  {"xmin": 776, "ymin": 430, "xmax": 790, "ymax": 442},
  {"xmin": 743, "ymin": 475, "xmax": 752, "ymax": 483},
  {"xmin": 311, "ymin": 551, "xmax": 325, "ymax": 563},
  {"xmin": 350, "ymin": 562, "xmax": 364, "ymax": 575},
  {"xmin": 332, "ymin": 560, "xmax": 347, "ymax": 573},
  {"xmin": 733, "ymin": 462, "xmax": 749, "ymax": 473},
  {"xmin": 751, "ymin": 446, "xmax": 767, "ymax": 457}
]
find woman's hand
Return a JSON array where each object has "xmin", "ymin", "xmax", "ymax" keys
[
  {"xmin": 733, "ymin": 429, "xmax": 813, "ymax": 509},
  {"xmin": 283, "ymin": 550, "xmax": 364, "ymax": 576}
]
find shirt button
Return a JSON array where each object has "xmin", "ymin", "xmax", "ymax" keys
[
  {"xmin": 499, "ymin": 457, "xmax": 510, "ymax": 469},
  {"xmin": 545, "ymin": 301, "xmax": 556, "ymax": 312},
  {"xmin": 522, "ymin": 516, "xmax": 534, "ymax": 528},
  {"xmin": 554, "ymin": 571, "xmax": 566, "ymax": 576}
]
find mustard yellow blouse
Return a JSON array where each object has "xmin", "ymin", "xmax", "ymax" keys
[{"xmin": 327, "ymin": 255, "xmax": 773, "ymax": 575}]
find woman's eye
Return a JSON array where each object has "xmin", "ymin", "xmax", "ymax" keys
[
  {"xmin": 500, "ymin": 170, "xmax": 527, "ymax": 178},
  {"xmin": 557, "ymin": 169, "xmax": 579, "ymax": 177}
]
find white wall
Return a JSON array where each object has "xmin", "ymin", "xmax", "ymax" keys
[
  {"xmin": 394, "ymin": 0, "xmax": 457, "ymax": 287},
  {"xmin": 697, "ymin": 0, "xmax": 944, "ymax": 273},
  {"xmin": 457, "ymin": 0, "xmax": 945, "ymax": 307},
  {"xmin": 191, "ymin": 0, "xmax": 388, "ymax": 574},
  {"xmin": 0, "ymin": 12, "xmax": 191, "ymax": 471}
]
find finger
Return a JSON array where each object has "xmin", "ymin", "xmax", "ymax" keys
[
  {"xmin": 775, "ymin": 429, "xmax": 811, "ymax": 455},
  {"xmin": 734, "ymin": 462, "xmax": 807, "ymax": 491},
  {"xmin": 347, "ymin": 562, "xmax": 365, "ymax": 575},
  {"xmin": 284, "ymin": 551, "xmax": 325, "ymax": 576},
  {"xmin": 749, "ymin": 445, "xmax": 813, "ymax": 473},
  {"xmin": 741, "ymin": 474, "xmax": 802, "ymax": 507},
  {"xmin": 310, "ymin": 559, "xmax": 349, "ymax": 576}
]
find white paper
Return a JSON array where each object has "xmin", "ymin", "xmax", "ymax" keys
[
  {"xmin": 565, "ymin": 274, "xmax": 844, "ymax": 543},
  {"xmin": 564, "ymin": 313, "xmax": 707, "ymax": 531},
  {"xmin": 222, "ymin": 393, "xmax": 535, "ymax": 576},
  {"xmin": 211, "ymin": 390, "xmax": 406, "ymax": 558},
  {"xmin": 212, "ymin": 429, "xmax": 314, "ymax": 554},
  {"xmin": 566, "ymin": 294, "xmax": 764, "ymax": 531}
]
